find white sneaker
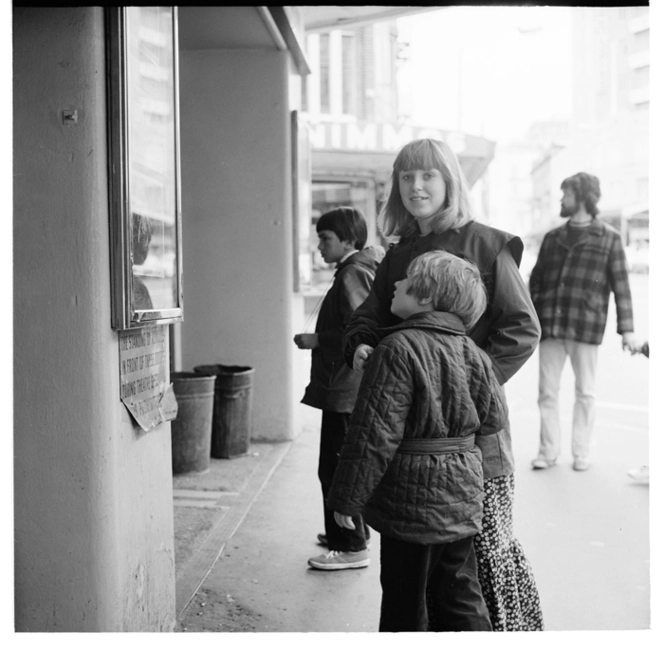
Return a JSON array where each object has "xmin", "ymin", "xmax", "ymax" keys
[
  {"xmin": 532, "ymin": 457, "xmax": 556, "ymax": 470},
  {"xmin": 628, "ymin": 466, "xmax": 649, "ymax": 484},
  {"xmin": 307, "ymin": 549, "xmax": 370, "ymax": 570},
  {"xmin": 573, "ymin": 457, "xmax": 591, "ymax": 471}
]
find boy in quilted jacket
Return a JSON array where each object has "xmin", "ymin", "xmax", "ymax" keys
[{"xmin": 327, "ymin": 250, "xmax": 507, "ymax": 631}]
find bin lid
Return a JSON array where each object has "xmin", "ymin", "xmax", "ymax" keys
[{"xmin": 194, "ymin": 364, "xmax": 254, "ymax": 376}]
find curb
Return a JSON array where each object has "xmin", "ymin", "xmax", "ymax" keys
[{"xmin": 175, "ymin": 440, "xmax": 293, "ymax": 619}]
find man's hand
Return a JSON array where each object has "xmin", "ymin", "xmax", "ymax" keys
[
  {"xmin": 293, "ymin": 333, "xmax": 319, "ymax": 349},
  {"xmin": 353, "ymin": 344, "xmax": 374, "ymax": 372},
  {"xmin": 621, "ymin": 332, "xmax": 640, "ymax": 354},
  {"xmin": 334, "ymin": 512, "xmax": 356, "ymax": 530}
]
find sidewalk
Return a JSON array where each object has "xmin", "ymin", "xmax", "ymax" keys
[
  {"xmin": 174, "ymin": 405, "xmax": 383, "ymax": 632},
  {"xmin": 172, "ymin": 440, "xmax": 293, "ymax": 621}
]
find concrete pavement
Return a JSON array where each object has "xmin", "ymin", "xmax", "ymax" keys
[{"xmin": 175, "ymin": 273, "xmax": 651, "ymax": 633}]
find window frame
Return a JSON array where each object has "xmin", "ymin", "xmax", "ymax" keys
[{"xmin": 106, "ymin": 6, "xmax": 184, "ymax": 330}]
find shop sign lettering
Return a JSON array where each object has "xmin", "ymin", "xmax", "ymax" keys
[{"xmin": 306, "ymin": 121, "xmax": 467, "ymax": 154}]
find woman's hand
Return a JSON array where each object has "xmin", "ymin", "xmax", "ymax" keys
[
  {"xmin": 353, "ymin": 344, "xmax": 374, "ymax": 372},
  {"xmin": 293, "ymin": 333, "xmax": 319, "ymax": 349},
  {"xmin": 334, "ymin": 512, "xmax": 356, "ymax": 530}
]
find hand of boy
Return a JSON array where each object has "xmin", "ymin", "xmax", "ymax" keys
[
  {"xmin": 334, "ymin": 512, "xmax": 356, "ymax": 530},
  {"xmin": 353, "ymin": 344, "xmax": 374, "ymax": 372},
  {"xmin": 293, "ymin": 333, "xmax": 319, "ymax": 349}
]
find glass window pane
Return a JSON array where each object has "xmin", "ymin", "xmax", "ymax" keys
[{"xmin": 127, "ymin": 6, "xmax": 178, "ymax": 312}]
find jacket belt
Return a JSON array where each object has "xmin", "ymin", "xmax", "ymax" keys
[{"xmin": 398, "ymin": 434, "xmax": 476, "ymax": 455}]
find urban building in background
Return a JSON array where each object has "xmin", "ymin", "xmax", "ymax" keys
[
  {"xmin": 298, "ymin": 6, "xmax": 649, "ymax": 287},
  {"xmin": 529, "ymin": 6, "xmax": 649, "ymax": 271}
]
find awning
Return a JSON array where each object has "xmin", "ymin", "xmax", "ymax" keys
[{"xmin": 301, "ymin": 6, "xmax": 443, "ymax": 33}]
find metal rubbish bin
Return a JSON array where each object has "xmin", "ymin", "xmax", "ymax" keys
[
  {"xmin": 194, "ymin": 364, "xmax": 255, "ymax": 459},
  {"xmin": 170, "ymin": 372, "xmax": 215, "ymax": 474}
]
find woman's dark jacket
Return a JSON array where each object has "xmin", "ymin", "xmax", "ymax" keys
[
  {"xmin": 301, "ymin": 246, "xmax": 385, "ymax": 413},
  {"xmin": 328, "ymin": 311, "xmax": 507, "ymax": 544},
  {"xmin": 342, "ymin": 221, "xmax": 541, "ymax": 479}
]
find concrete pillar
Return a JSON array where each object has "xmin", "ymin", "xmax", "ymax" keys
[
  {"xmin": 179, "ymin": 48, "xmax": 297, "ymax": 442},
  {"xmin": 14, "ymin": 7, "xmax": 176, "ymax": 631}
]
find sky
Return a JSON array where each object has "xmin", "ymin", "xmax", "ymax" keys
[{"xmin": 397, "ymin": 6, "xmax": 574, "ymax": 143}]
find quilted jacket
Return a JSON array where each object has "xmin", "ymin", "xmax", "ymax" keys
[
  {"xmin": 327, "ymin": 311, "xmax": 507, "ymax": 545},
  {"xmin": 301, "ymin": 246, "xmax": 385, "ymax": 413},
  {"xmin": 529, "ymin": 218, "xmax": 634, "ymax": 345},
  {"xmin": 342, "ymin": 221, "xmax": 540, "ymax": 479}
]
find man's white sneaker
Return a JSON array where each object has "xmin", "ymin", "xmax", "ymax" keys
[
  {"xmin": 532, "ymin": 457, "xmax": 556, "ymax": 470},
  {"xmin": 307, "ymin": 549, "xmax": 370, "ymax": 570},
  {"xmin": 573, "ymin": 457, "xmax": 591, "ymax": 471},
  {"xmin": 628, "ymin": 466, "xmax": 649, "ymax": 484}
]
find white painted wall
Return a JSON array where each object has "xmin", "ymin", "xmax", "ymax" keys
[
  {"xmin": 179, "ymin": 49, "xmax": 296, "ymax": 442},
  {"xmin": 14, "ymin": 7, "xmax": 175, "ymax": 631}
]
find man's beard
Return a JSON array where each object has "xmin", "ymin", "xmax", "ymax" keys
[{"xmin": 560, "ymin": 201, "xmax": 577, "ymax": 218}]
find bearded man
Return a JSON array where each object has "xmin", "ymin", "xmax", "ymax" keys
[{"xmin": 528, "ymin": 172, "xmax": 638, "ymax": 471}]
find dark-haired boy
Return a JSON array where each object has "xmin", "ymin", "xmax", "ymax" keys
[{"xmin": 294, "ymin": 207, "xmax": 384, "ymax": 570}]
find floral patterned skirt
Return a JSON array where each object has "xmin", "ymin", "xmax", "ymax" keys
[{"xmin": 474, "ymin": 474, "xmax": 544, "ymax": 631}]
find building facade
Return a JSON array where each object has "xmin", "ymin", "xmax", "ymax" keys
[{"xmin": 13, "ymin": 5, "xmax": 311, "ymax": 631}]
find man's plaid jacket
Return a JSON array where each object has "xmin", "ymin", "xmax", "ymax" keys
[{"xmin": 528, "ymin": 218, "xmax": 634, "ymax": 345}]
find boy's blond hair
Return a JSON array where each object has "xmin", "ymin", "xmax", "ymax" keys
[{"xmin": 405, "ymin": 251, "xmax": 487, "ymax": 330}]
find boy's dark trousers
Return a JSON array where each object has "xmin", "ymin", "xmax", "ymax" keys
[
  {"xmin": 319, "ymin": 411, "xmax": 369, "ymax": 552},
  {"xmin": 379, "ymin": 534, "xmax": 492, "ymax": 632}
]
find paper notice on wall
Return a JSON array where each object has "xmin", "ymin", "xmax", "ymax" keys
[{"xmin": 119, "ymin": 325, "xmax": 178, "ymax": 431}]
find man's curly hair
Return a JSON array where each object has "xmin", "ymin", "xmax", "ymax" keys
[{"xmin": 561, "ymin": 172, "xmax": 601, "ymax": 216}]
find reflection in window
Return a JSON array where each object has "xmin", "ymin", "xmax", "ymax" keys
[
  {"xmin": 127, "ymin": 6, "xmax": 178, "ymax": 312},
  {"xmin": 132, "ymin": 212, "xmax": 154, "ymax": 310},
  {"xmin": 320, "ymin": 33, "xmax": 330, "ymax": 113}
]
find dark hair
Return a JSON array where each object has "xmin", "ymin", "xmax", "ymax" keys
[
  {"xmin": 316, "ymin": 206, "xmax": 368, "ymax": 250},
  {"xmin": 405, "ymin": 250, "xmax": 487, "ymax": 330},
  {"xmin": 132, "ymin": 213, "xmax": 153, "ymax": 266},
  {"xmin": 380, "ymin": 138, "xmax": 474, "ymax": 238},
  {"xmin": 561, "ymin": 172, "xmax": 601, "ymax": 216}
]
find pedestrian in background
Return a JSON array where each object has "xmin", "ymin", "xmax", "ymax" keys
[
  {"xmin": 329, "ymin": 251, "xmax": 506, "ymax": 631},
  {"xmin": 529, "ymin": 172, "xmax": 639, "ymax": 472},
  {"xmin": 343, "ymin": 138, "xmax": 543, "ymax": 631},
  {"xmin": 294, "ymin": 207, "xmax": 384, "ymax": 570}
]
